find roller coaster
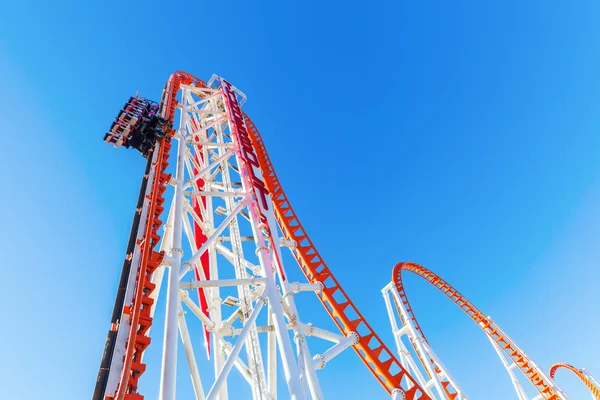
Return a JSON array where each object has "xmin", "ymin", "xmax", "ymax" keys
[{"xmin": 93, "ymin": 72, "xmax": 598, "ymax": 400}]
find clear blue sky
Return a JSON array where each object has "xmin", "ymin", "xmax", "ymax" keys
[{"xmin": 1, "ymin": 1, "xmax": 599, "ymax": 399}]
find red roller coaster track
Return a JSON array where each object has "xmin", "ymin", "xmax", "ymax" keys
[
  {"xmin": 392, "ymin": 262, "xmax": 561, "ymax": 400},
  {"xmin": 245, "ymin": 113, "xmax": 429, "ymax": 399},
  {"xmin": 550, "ymin": 363, "xmax": 600, "ymax": 399}
]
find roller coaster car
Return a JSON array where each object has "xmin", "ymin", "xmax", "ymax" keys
[
  {"xmin": 118, "ymin": 110, "xmax": 140, "ymax": 126},
  {"xmin": 110, "ymin": 120, "xmax": 133, "ymax": 137},
  {"xmin": 104, "ymin": 96, "xmax": 171, "ymax": 158},
  {"xmin": 104, "ymin": 133, "xmax": 125, "ymax": 148}
]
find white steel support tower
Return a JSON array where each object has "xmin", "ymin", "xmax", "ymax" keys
[{"xmin": 151, "ymin": 77, "xmax": 357, "ymax": 400}]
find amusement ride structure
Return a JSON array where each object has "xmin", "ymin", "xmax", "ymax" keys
[{"xmin": 93, "ymin": 72, "xmax": 598, "ymax": 400}]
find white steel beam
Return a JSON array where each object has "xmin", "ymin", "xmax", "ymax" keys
[
  {"xmin": 181, "ymin": 290, "xmax": 216, "ymax": 331},
  {"xmin": 178, "ymin": 304, "xmax": 206, "ymax": 400},
  {"xmin": 312, "ymin": 333, "xmax": 358, "ymax": 370},
  {"xmin": 181, "ymin": 277, "xmax": 267, "ymax": 289},
  {"xmin": 206, "ymin": 298, "xmax": 266, "ymax": 400},
  {"xmin": 267, "ymin": 308, "xmax": 277, "ymax": 400},
  {"xmin": 179, "ymin": 198, "xmax": 247, "ymax": 280},
  {"xmin": 158, "ymin": 91, "xmax": 190, "ymax": 400},
  {"xmin": 220, "ymin": 339, "xmax": 254, "ymax": 385},
  {"xmin": 299, "ymin": 323, "xmax": 345, "ymax": 344},
  {"xmin": 184, "ymin": 149, "xmax": 234, "ymax": 189},
  {"xmin": 183, "ymin": 190, "xmax": 247, "ymax": 197}
]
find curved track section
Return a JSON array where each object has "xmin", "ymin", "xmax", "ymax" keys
[
  {"xmin": 244, "ymin": 114, "xmax": 428, "ymax": 398},
  {"xmin": 392, "ymin": 262, "xmax": 561, "ymax": 400},
  {"xmin": 550, "ymin": 363, "xmax": 600, "ymax": 399}
]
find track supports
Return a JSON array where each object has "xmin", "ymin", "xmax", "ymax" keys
[{"xmin": 158, "ymin": 91, "xmax": 190, "ymax": 400}]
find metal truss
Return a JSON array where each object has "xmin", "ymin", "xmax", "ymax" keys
[
  {"xmin": 151, "ymin": 79, "xmax": 359, "ymax": 400},
  {"xmin": 382, "ymin": 283, "xmax": 467, "ymax": 400}
]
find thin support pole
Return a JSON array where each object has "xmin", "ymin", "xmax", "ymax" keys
[
  {"xmin": 178, "ymin": 304, "xmax": 206, "ymax": 400},
  {"xmin": 383, "ymin": 287, "xmax": 428, "ymax": 390},
  {"xmin": 158, "ymin": 91, "xmax": 189, "ymax": 400},
  {"xmin": 267, "ymin": 309, "xmax": 277, "ymax": 399},
  {"xmin": 298, "ymin": 334, "xmax": 324, "ymax": 400},
  {"xmin": 388, "ymin": 287, "xmax": 442, "ymax": 398},
  {"xmin": 220, "ymin": 339, "xmax": 254, "ymax": 385}
]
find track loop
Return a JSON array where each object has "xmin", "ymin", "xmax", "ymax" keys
[
  {"xmin": 550, "ymin": 363, "xmax": 600, "ymax": 399},
  {"xmin": 393, "ymin": 262, "xmax": 561, "ymax": 400}
]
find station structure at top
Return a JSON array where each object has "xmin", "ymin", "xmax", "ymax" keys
[{"xmin": 94, "ymin": 72, "xmax": 598, "ymax": 400}]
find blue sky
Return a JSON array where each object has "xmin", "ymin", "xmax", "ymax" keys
[{"xmin": 1, "ymin": 1, "xmax": 599, "ymax": 399}]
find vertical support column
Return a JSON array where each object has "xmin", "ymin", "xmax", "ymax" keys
[
  {"xmin": 159, "ymin": 88, "xmax": 189, "ymax": 400},
  {"xmin": 214, "ymin": 114, "xmax": 267, "ymax": 399},
  {"xmin": 486, "ymin": 334, "xmax": 528, "ymax": 400},
  {"xmin": 388, "ymin": 286, "xmax": 446, "ymax": 399},
  {"xmin": 220, "ymin": 78, "xmax": 305, "ymax": 400},
  {"xmin": 209, "ymin": 111, "xmax": 229, "ymax": 400},
  {"xmin": 208, "ymin": 244, "xmax": 228, "ymax": 400},
  {"xmin": 382, "ymin": 288, "xmax": 407, "ymax": 366},
  {"xmin": 295, "ymin": 333, "xmax": 309, "ymax": 397},
  {"xmin": 257, "ymin": 245, "xmax": 306, "ymax": 400},
  {"xmin": 381, "ymin": 286, "xmax": 431, "ymax": 394},
  {"xmin": 178, "ymin": 304, "xmax": 206, "ymax": 400},
  {"xmin": 298, "ymin": 335, "xmax": 323, "ymax": 400},
  {"xmin": 267, "ymin": 309, "xmax": 277, "ymax": 399}
]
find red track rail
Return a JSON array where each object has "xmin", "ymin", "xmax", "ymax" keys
[
  {"xmin": 550, "ymin": 363, "xmax": 600, "ymax": 399},
  {"xmin": 393, "ymin": 262, "xmax": 561, "ymax": 400},
  {"xmin": 244, "ymin": 115, "xmax": 429, "ymax": 399}
]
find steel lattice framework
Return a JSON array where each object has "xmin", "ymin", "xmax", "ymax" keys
[{"xmin": 94, "ymin": 71, "xmax": 593, "ymax": 400}]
